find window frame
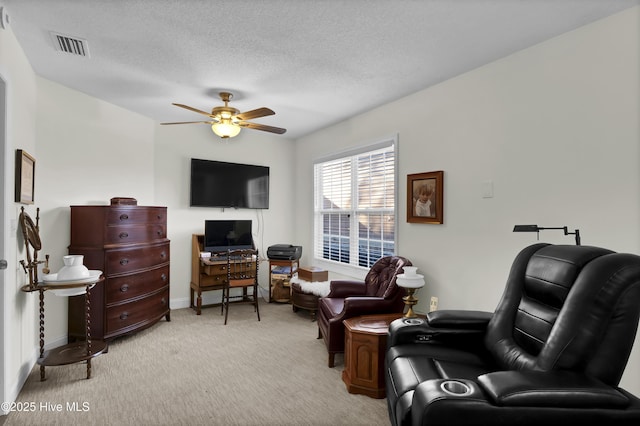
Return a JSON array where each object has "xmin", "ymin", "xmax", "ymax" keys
[{"xmin": 313, "ymin": 135, "xmax": 398, "ymax": 275}]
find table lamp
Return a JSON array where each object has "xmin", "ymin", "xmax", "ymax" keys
[{"xmin": 396, "ymin": 266, "xmax": 425, "ymax": 318}]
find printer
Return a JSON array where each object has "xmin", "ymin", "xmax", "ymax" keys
[{"xmin": 267, "ymin": 244, "xmax": 302, "ymax": 261}]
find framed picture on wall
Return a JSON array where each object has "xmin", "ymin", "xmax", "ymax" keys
[
  {"xmin": 407, "ymin": 170, "xmax": 443, "ymax": 224},
  {"xmin": 15, "ymin": 149, "xmax": 35, "ymax": 204}
]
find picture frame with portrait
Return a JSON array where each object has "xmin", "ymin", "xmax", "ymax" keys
[
  {"xmin": 407, "ymin": 170, "xmax": 443, "ymax": 224},
  {"xmin": 15, "ymin": 149, "xmax": 36, "ymax": 205}
]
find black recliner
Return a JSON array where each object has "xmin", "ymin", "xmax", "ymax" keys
[{"xmin": 385, "ymin": 243, "xmax": 640, "ymax": 425}]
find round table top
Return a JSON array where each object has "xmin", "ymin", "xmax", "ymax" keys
[
  {"xmin": 343, "ymin": 313, "xmax": 404, "ymax": 335},
  {"xmin": 20, "ymin": 276, "xmax": 104, "ymax": 293}
]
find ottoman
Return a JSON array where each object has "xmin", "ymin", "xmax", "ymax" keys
[
  {"xmin": 291, "ymin": 282, "xmax": 320, "ymax": 321},
  {"xmin": 290, "ymin": 275, "xmax": 331, "ymax": 321}
]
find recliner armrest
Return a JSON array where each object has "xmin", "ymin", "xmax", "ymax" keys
[
  {"xmin": 478, "ymin": 370, "xmax": 629, "ymax": 408},
  {"xmin": 325, "ymin": 280, "xmax": 366, "ymax": 298},
  {"xmin": 426, "ymin": 310, "xmax": 492, "ymax": 329},
  {"xmin": 387, "ymin": 310, "xmax": 493, "ymax": 347}
]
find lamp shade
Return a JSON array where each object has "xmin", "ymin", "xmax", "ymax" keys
[
  {"xmin": 211, "ymin": 122, "xmax": 241, "ymax": 138},
  {"xmin": 513, "ymin": 225, "xmax": 540, "ymax": 232},
  {"xmin": 396, "ymin": 266, "xmax": 425, "ymax": 289}
]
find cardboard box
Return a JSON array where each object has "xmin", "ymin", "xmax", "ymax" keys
[{"xmin": 298, "ymin": 266, "xmax": 328, "ymax": 282}]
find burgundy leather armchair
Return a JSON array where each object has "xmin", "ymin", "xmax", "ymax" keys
[
  {"xmin": 386, "ymin": 244, "xmax": 640, "ymax": 426},
  {"xmin": 317, "ymin": 256, "xmax": 412, "ymax": 367}
]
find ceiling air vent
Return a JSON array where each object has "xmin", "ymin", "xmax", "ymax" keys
[{"xmin": 50, "ymin": 32, "xmax": 90, "ymax": 57}]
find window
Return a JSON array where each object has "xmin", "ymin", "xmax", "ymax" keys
[{"xmin": 313, "ymin": 137, "xmax": 396, "ymax": 269}]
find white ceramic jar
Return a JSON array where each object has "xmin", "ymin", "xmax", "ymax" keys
[{"xmin": 56, "ymin": 255, "xmax": 90, "ymax": 281}]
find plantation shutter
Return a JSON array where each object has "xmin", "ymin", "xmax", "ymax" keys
[{"xmin": 313, "ymin": 137, "xmax": 396, "ymax": 268}]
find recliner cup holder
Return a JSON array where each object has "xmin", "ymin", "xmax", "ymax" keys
[{"xmin": 440, "ymin": 380, "xmax": 472, "ymax": 396}]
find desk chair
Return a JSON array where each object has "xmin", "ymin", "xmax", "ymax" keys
[{"xmin": 223, "ymin": 249, "xmax": 260, "ymax": 325}]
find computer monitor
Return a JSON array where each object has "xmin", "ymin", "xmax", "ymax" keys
[{"xmin": 204, "ymin": 220, "xmax": 254, "ymax": 253}]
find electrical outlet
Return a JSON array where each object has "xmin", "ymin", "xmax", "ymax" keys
[{"xmin": 430, "ymin": 296, "xmax": 438, "ymax": 312}]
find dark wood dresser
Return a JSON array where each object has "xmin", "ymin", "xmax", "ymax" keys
[{"xmin": 68, "ymin": 204, "xmax": 170, "ymax": 341}]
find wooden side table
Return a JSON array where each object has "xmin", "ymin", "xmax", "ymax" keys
[
  {"xmin": 21, "ymin": 278, "xmax": 107, "ymax": 381},
  {"xmin": 342, "ymin": 313, "xmax": 403, "ymax": 398},
  {"xmin": 268, "ymin": 259, "xmax": 298, "ymax": 303}
]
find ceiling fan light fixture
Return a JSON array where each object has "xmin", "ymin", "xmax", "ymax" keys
[
  {"xmin": 163, "ymin": 91, "xmax": 286, "ymax": 137},
  {"xmin": 211, "ymin": 121, "xmax": 241, "ymax": 139}
]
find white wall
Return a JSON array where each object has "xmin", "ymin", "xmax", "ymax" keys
[
  {"xmin": 294, "ymin": 7, "xmax": 640, "ymax": 393},
  {"xmin": 0, "ymin": 20, "xmax": 38, "ymax": 408},
  {"xmin": 35, "ymin": 77, "xmax": 157, "ymax": 343},
  {"xmin": 153, "ymin": 123, "xmax": 296, "ymax": 306}
]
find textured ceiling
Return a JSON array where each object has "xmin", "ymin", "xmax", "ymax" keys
[{"xmin": 3, "ymin": 0, "xmax": 639, "ymax": 139}]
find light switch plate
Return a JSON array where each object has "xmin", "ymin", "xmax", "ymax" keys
[{"xmin": 482, "ymin": 180, "xmax": 494, "ymax": 198}]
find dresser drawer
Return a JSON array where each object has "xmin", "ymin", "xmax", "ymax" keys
[
  {"xmin": 106, "ymin": 288, "xmax": 169, "ymax": 335},
  {"xmin": 106, "ymin": 242, "xmax": 169, "ymax": 275},
  {"xmin": 105, "ymin": 224, "xmax": 166, "ymax": 245},
  {"xmin": 105, "ymin": 265, "xmax": 169, "ymax": 304},
  {"xmin": 106, "ymin": 207, "xmax": 166, "ymax": 225}
]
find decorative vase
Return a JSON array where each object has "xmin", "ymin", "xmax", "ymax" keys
[{"xmin": 56, "ymin": 255, "xmax": 90, "ymax": 281}]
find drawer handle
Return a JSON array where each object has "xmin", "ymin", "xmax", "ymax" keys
[
  {"xmin": 157, "ymin": 215, "xmax": 162, "ymax": 220},
  {"xmin": 120, "ymin": 214, "xmax": 129, "ymax": 220},
  {"xmin": 161, "ymin": 273, "xmax": 167, "ymax": 281},
  {"xmin": 119, "ymin": 232, "xmax": 129, "ymax": 239},
  {"xmin": 156, "ymin": 230, "xmax": 162, "ymax": 236},
  {"xmin": 120, "ymin": 312, "xmax": 129, "ymax": 320},
  {"xmin": 161, "ymin": 297, "xmax": 166, "ymax": 305},
  {"xmin": 160, "ymin": 252, "xmax": 166, "ymax": 258},
  {"xmin": 120, "ymin": 258, "xmax": 129, "ymax": 265},
  {"xmin": 120, "ymin": 284, "xmax": 129, "ymax": 292}
]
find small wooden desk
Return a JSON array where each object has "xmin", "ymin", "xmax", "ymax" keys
[
  {"xmin": 190, "ymin": 234, "xmax": 258, "ymax": 315},
  {"xmin": 342, "ymin": 313, "xmax": 403, "ymax": 398}
]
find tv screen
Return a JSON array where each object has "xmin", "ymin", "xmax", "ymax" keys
[
  {"xmin": 204, "ymin": 220, "xmax": 254, "ymax": 253},
  {"xmin": 190, "ymin": 158, "xmax": 269, "ymax": 209}
]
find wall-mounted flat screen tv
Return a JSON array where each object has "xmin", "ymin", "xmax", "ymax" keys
[
  {"xmin": 190, "ymin": 158, "xmax": 269, "ymax": 209},
  {"xmin": 204, "ymin": 220, "xmax": 254, "ymax": 253}
]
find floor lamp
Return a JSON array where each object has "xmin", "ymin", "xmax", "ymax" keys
[{"xmin": 513, "ymin": 225, "xmax": 581, "ymax": 245}]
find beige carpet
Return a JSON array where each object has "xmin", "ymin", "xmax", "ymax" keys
[{"xmin": 3, "ymin": 303, "xmax": 389, "ymax": 425}]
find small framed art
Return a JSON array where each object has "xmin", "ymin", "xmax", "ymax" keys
[
  {"xmin": 15, "ymin": 149, "xmax": 35, "ymax": 204},
  {"xmin": 407, "ymin": 170, "xmax": 443, "ymax": 224}
]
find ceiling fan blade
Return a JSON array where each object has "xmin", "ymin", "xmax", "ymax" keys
[
  {"xmin": 160, "ymin": 120, "xmax": 216, "ymax": 125},
  {"xmin": 235, "ymin": 107, "xmax": 275, "ymax": 121},
  {"xmin": 240, "ymin": 122, "xmax": 287, "ymax": 134},
  {"xmin": 172, "ymin": 103, "xmax": 216, "ymax": 118}
]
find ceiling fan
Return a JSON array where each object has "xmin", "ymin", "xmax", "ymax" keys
[{"xmin": 161, "ymin": 92, "xmax": 286, "ymax": 139}]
